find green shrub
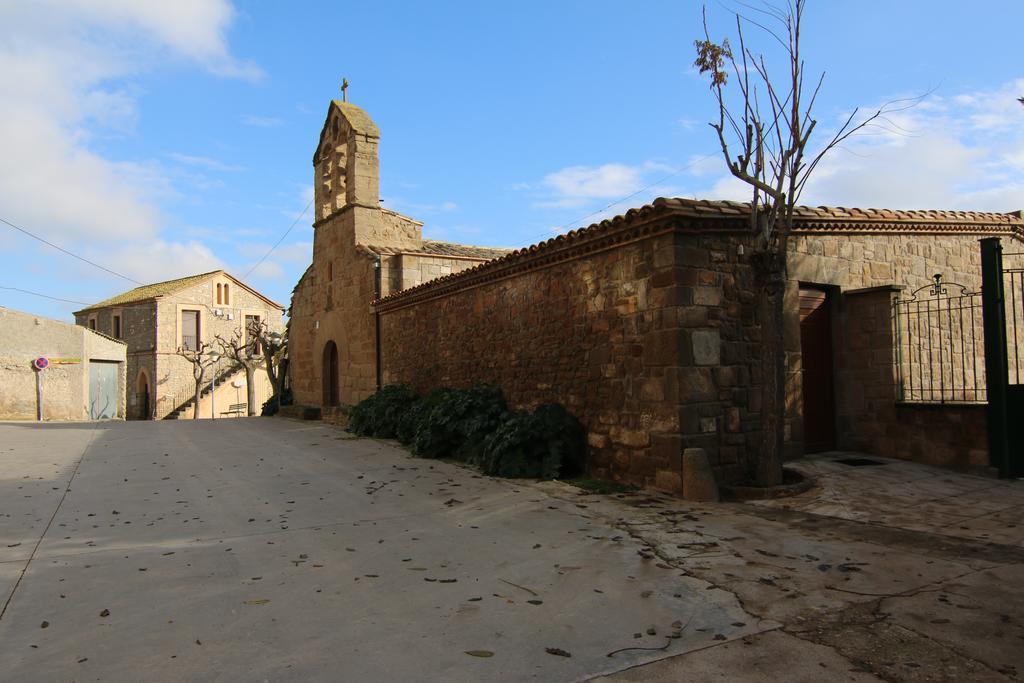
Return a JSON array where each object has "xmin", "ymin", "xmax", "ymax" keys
[
  {"xmin": 349, "ymin": 385, "xmax": 586, "ymax": 480},
  {"xmin": 348, "ymin": 384, "xmax": 418, "ymax": 438},
  {"xmin": 479, "ymin": 403, "xmax": 586, "ymax": 479},
  {"xmin": 410, "ymin": 385, "xmax": 507, "ymax": 461}
]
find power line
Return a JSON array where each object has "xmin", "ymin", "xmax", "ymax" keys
[
  {"xmin": 0, "ymin": 216, "xmax": 143, "ymax": 286},
  {"xmin": 0, "ymin": 286, "xmax": 90, "ymax": 306},
  {"xmin": 241, "ymin": 198, "xmax": 314, "ymax": 280}
]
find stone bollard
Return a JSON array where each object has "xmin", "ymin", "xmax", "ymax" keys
[{"xmin": 682, "ymin": 448, "xmax": 719, "ymax": 502}]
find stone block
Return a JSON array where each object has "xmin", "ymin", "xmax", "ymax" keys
[
  {"xmin": 682, "ymin": 448, "xmax": 719, "ymax": 502},
  {"xmin": 690, "ymin": 329, "xmax": 721, "ymax": 366}
]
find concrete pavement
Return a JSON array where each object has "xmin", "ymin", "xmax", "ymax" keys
[
  {"xmin": 1, "ymin": 419, "xmax": 763, "ymax": 682},
  {"xmin": 2, "ymin": 420, "xmax": 1021, "ymax": 681}
]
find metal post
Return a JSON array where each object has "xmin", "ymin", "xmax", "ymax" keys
[
  {"xmin": 35, "ymin": 369, "xmax": 42, "ymax": 421},
  {"xmin": 211, "ymin": 364, "xmax": 217, "ymax": 420},
  {"xmin": 980, "ymin": 237, "xmax": 1010, "ymax": 476}
]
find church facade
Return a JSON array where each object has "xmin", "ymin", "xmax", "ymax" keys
[{"xmin": 289, "ymin": 100, "xmax": 1023, "ymax": 490}]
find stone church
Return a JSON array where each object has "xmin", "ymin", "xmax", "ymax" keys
[{"xmin": 289, "ymin": 100, "xmax": 1023, "ymax": 491}]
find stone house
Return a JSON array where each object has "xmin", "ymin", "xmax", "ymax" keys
[
  {"xmin": 289, "ymin": 100, "xmax": 1021, "ymax": 490},
  {"xmin": 0, "ymin": 306, "xmax": 126, "ymax": 421},
  {"xmin": 74, "ymin": 271, "xmax": 285, "ymax": 420}
]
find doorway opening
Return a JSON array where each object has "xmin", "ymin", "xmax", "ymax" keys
[
  {"xmin": 137, "ymin": 370, "xmax": 151, "ymax": 420},
  {"xmin": 322, "ymin": 340, "xmax": 339, "ymax": 407},
  {"xmin": 799, "ymin": 286, "xmax": 837, "ymax": 453}
]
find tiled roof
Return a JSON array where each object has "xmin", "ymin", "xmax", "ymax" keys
[
  {"xmin": 658, "ymin": 198, "xmax": 1023, "ymax": 227},
  {"xmin": 75, "ymin": 271, "xmax": 221, "ymax": 313},
  {"xmin": 362, "ymin": 240, "xmax": 513, "ymax": 260},
  {"xmin": 75, "ymin": 270, "xmax": 284, "ymax": 314},
  {"xmin": 373, "ymin": 197, "xmax": 1024, "ymax": 309}
]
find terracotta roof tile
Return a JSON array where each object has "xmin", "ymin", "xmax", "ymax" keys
[
  {"xmin": 371, "ymin": 197, "xmax": 1023, "ymax": 308},
  {"xmin": 362, "ymin": 240, "xmax": 513, "ymax": 260}
]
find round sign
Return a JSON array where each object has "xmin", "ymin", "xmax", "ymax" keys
[{"xmin": 33, "ymin": 356, "xmax": 49, "ymax": 370}]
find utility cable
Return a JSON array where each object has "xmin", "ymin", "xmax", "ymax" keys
[{"xmin": 0, "ymin": 217, "xmax": 143, "ymax": 286}]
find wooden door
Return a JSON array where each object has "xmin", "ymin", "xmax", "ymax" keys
[{"xmin": 799, "ymin": 287, "xmax": 836, "ymax": 452}]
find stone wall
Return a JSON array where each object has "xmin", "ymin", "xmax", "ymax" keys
[
  {"xmin": 380, "ymin": 253, "xmax": 489, "ymax": 293},
  {"xmin": 786, "ymin": 230, "xmax": 1017, "ymax": 464},
  {"xmin": 153, "ymin": 278, "xmax": 284, "ymax": 419},
  {"xmin": 376, "ymin": 226, "xmax": 760, "ymax": 490},
  {"xmin": 289, "ymin": 209, "xmax": 381, "ymax": 409},
  {"xmin": 372, "ymin": 217, "xmax": 1017, "ymax": 487}
]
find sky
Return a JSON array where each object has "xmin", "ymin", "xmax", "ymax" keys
[{"xmin": 1, "ymin": 0, "xmax": 1022, "ymax": 322}]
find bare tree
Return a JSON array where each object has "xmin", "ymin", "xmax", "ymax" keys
[
  {"xmin": 694, "ymin": 1, "xmax": 901, "ymax": 485},
  {"xmin": 215, "ymin": 328, "xmax": 263, "ymax": 417},
  {"xmin": 177, "ymin": 341, "xmax": 219, "ymax": 420},
  {"xmin": 248, "ymin": 318, "xmax": 288, "ymax": 412}
]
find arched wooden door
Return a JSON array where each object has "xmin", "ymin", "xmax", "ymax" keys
[{"xmin": 322, "ymin": 341, "xmax": 339, "ymax": 406}]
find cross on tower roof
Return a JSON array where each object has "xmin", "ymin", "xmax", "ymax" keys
[{"xmin": 340, "ymin": 78, "xmax": 349, "ymax": 102}]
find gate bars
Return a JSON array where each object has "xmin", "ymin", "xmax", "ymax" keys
[{"xmin": 894, "ymin": 274, "xmax": 986, "ymax": 404}]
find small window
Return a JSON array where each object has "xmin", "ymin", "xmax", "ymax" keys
[
  {"xmin": 88, "ymin": 318, "xmax": 96, "ymax": 331},
  {"xmin": 327, "ymin": 261, "xmax": 333, "ymax": 282},
  {"xmin": 112, "ymin": 315, "xmax": 121, "ymax": 339},
  {"xmin": 223, "ymin": 283, "xmax": 230, "ymax": 306},
  {"xmin": 216, "ymin": 283, "xmax": 222, "ymax": 305},
  {"xmin": 181, "ymin": 310, "xmax": 200, "ymax": 351}
]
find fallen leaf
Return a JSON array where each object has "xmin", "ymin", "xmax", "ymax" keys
[
  {"xmin": 99, "ymin": 609, "xmax": 110, "ymax": 618},
  {"xmin": 243, "ymin": 599, "xmax": 270, "ymax": 605},
  {"xmin": 464, "ymin": 650, "xmax": 494, "ymax": 658},
  {"xmin": 545, "ymin": 647, "xmax": 572, "ymax": 657}
]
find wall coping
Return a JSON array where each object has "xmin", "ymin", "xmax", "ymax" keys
[{"xmin": 372, "ymin": 197, "xmax": 1024, "ymax": 313}]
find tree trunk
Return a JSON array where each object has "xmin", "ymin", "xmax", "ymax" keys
[
  {"xmin": 193, "ymin": 382, "xmax": 202, "ymax": 420},
  {"xmin": 754, "ymin": 258, "xmax": 787, "ymax": 487},
  {"xmin": 245, "ymin": 366, "xmax": 257, "ymax": 416},
  {"xmin": 264, "ymin": 356, "xmax": 279, "ymax": 410}
]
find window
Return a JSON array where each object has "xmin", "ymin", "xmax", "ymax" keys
[
  {"xmin": 88, "ymin": 318, "xmax": 96, "ymax": 331},
  {"xmin": 223, "ymin": 283, "xmax": 230, "ymax": 306},
  {"xmin": 327, "ymin": 261, "xmax": 333, "ymax": 282},
  {"xmin": 216, "ymin": 283, "xmax": 222, "ymax": 305},
  {"xmin": 181, "ymin": 310, "xmax": 200, "ymax": 351},
  {"xmin": 112, "ymin": 315, "xmax": 121, "ymax": 339},
  {"xmin": 244, "ymin": 314, "xmax": 260, "ymax": 357}
]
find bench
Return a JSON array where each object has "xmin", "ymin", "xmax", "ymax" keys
[{"xmin": 221, "ymin": 403, "xmax": 247, "ymax": 417}]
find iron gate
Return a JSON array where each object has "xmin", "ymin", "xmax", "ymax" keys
[{"xmin": 894, "ymin": 275, "xmax": 986, "ymax": 403}]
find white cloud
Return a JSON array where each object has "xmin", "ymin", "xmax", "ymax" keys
[
  {"xmin": 681, "ymin": 79, "xmax": 1024, "ymax": 212},
  {"xmin": 90, "ymin": 240, "xmax": 226, "ymax": 283},
  {"xmin": 539, "ymin": 163, "xmax": 646, "ymax": 208},
  {"xmin": 0, "ymin": 0, "xmax": 257, "ymax": 252},
  {"xmin": 535, "ymin": 161, "xmax": 680, "ymax": 210},
  {"xmin": 241, "ymin": 115, "xmax": 285, "ymax": 128},
  {"xmin": 167, "ymin": 153, "xmax": 245, "ymax": 172},
  {"xmin": 797, "ymin": 79, "xmax": 1024, "ymax": 211}
]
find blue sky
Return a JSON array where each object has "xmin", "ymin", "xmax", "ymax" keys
[{"xmin": 1, "ymin": 0, "xmax": 1022, "ymax": 321}]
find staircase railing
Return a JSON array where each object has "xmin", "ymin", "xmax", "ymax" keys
[{"xmin": 165, "ymin": 363, "xmax": 244, "ymax": 418}]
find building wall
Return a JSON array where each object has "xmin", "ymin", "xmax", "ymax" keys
[
  {"xmin": 381, "ymin": 253, "xmax": 489, "ymax": 293},
  {"xmin": 76, "ymin": 302, "xmax": 158, "ymax": 420},
  {"xmin": 373, "ymin": 222, "xmax": 1016, "ymax": 488},
  {"xmin": 785, "ymin": 230, "xmax": 1017, "ymax": 463},
  {"xmin": 0, "ymin": 306, "xmax": 126, "ymax": 421},
  {"xmin": 152, "ymin": 278, "xmax": 284, "ymax": 419},
  {"xmin": 289, "ymin": 209, "xmax": 381, "ymax": 409},
  {"xmin": 378, "ymin": 229, "xmax": 710, "ymax": 490}
]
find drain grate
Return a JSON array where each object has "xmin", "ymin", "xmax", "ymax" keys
[{"xmin": 836, "ymin": 457, "xmax": 886, "ymax": 467}]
